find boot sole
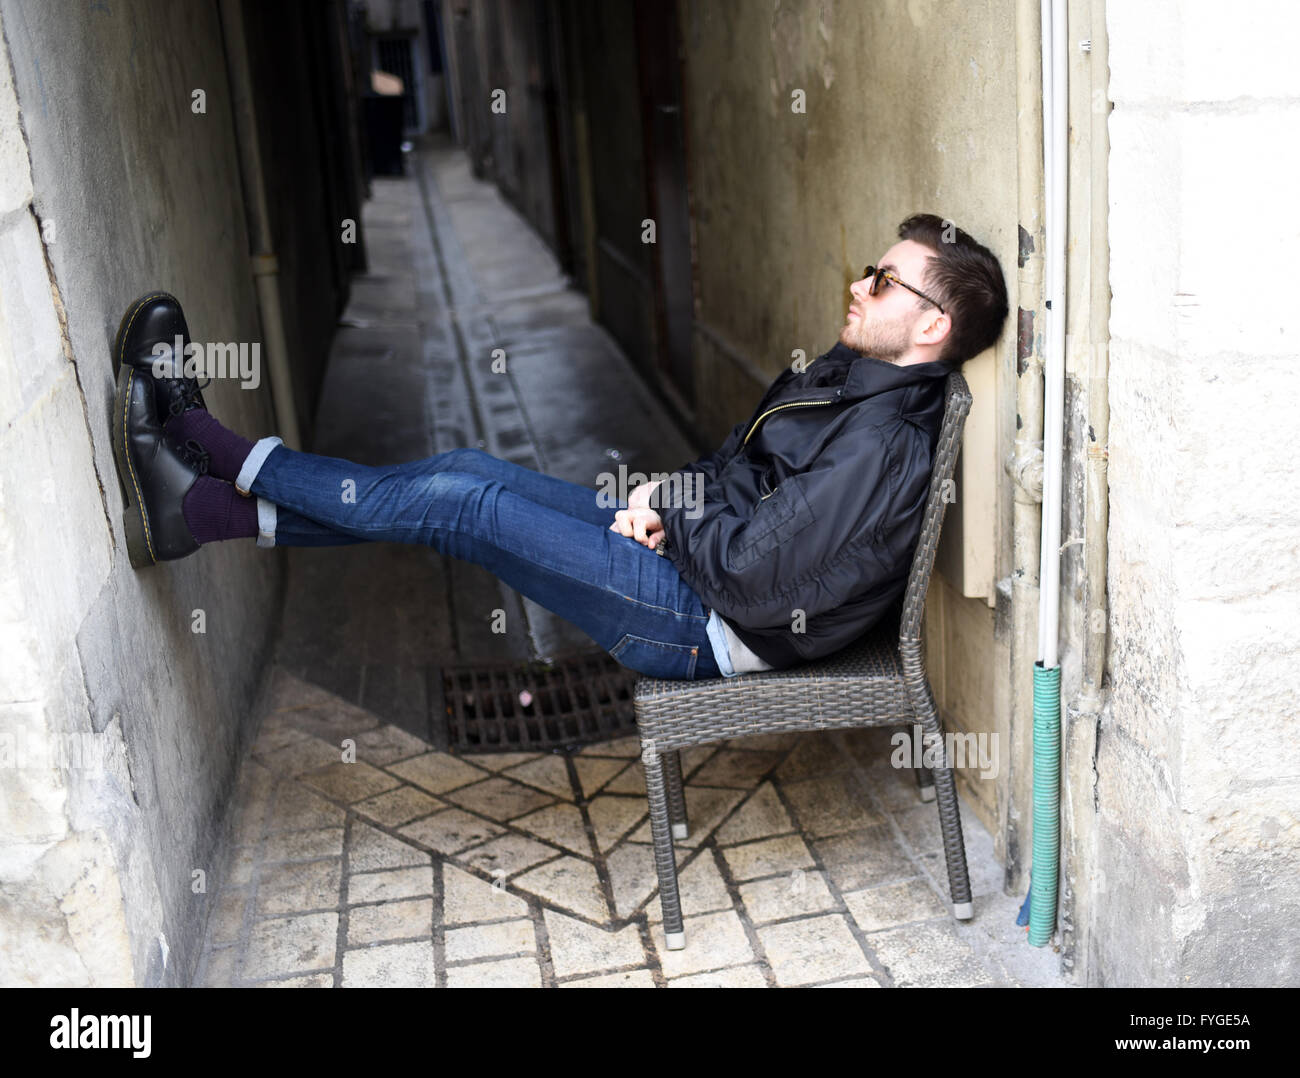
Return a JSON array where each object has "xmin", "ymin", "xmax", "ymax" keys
[{"xmin": 111, "ymin": 364, "xmax": 157, "ymax": 569}]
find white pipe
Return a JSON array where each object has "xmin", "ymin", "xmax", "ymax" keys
[{"xmin": 1037, "ymin": 0, "xmax": 1067, "ymax": 669}]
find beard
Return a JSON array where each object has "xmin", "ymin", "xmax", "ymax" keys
[{"xmin": 838, "ymin": 312, "xmax": 912, "ymax": 363}]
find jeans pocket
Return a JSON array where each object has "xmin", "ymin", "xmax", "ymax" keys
[{"xmin": 609, "ymin": 633, "xmax": 701, "ymax": 680}]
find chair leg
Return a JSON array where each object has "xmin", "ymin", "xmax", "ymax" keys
[
  {"xmin": 664, "ymin": 750, "xmax": 689, "ymax": 840},
  {"xmin": 912, "ymin": 724, "xmax": 936, "ymax": 802},
  {"xmin": 641, "ymin": 741, "xmax": 686, "ymax": 948},
  {"xmin": 908, "ymin": 685, "xmax": 973, "ymax": 919}
]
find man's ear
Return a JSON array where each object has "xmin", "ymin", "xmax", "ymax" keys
[{"xmin": 913, "ymin": 309, "xmax": 951, "ymax": 348}]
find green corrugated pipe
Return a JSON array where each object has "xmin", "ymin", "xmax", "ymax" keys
[{"xmin": 1029, "ymin": 661, "xmax": 1061, "ymax": 946}]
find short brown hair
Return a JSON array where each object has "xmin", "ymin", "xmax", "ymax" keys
[{"xmin": 897, "ymin": 213, "xmax": 1009, "ymax": 369}]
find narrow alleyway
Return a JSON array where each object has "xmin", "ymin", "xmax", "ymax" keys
[{"xmin": 192, "ymin": 139, "xmax": 1070, "ymax": 988}]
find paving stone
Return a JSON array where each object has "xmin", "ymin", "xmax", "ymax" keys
[
  {"xmin": 250, "ymin": 717, "xmax": 310, "ymax": 757},
  {"xmin": 299, "ymin": 761, "xmax": 403, "ymax": 804},
  {"xmin": 397, "ymin": 808, "xmax": 506, "ymax": 854},
  {"xmin": 587, "ymin": 795, "xmax": 647, "ymax": 852},
  {"xmin": 781, "ymin": 773, "xmax": 883, "ymax": 838},
  {"xmin": 510, "ymin": 802, "xmax": 592, "ymax": 856},
  {"xmin": 347, "ymin": 821, "xmax": 429, "ymax": 872},
  {"xmin": 773, "ymin": 732, "xmax": 856, "ymax": 782},
  {"xmin": 544, "ymin": 909, "xmax": 645, "ymax": 978},
  {"xmin": 814, "ymin": 976, "xmax": 881, "ymax": 987},
  {"xmin": 208, "ymin": 889, "xmax": 246, "ymax": 945},
  {"xmin": 571, "ymin": 756, "xmax": 629, "ymax": 798},
  {"xmin": 442, "ymin": 863, "xmax": 530, "ymax": 924},
  {"xmin": 226, "ymin": 846, "xmax": 258, "ymax": 887},
  {"xmin": 353, "ymin": 724, "xmax": 432, "ymax": 766},
  {"xmin": 512, "ymin": 856, "xmax": 609, "ymax": 922},
  {"xmin": 348, "ymin": 865, "xmax": 435, "ymax": 905},
  {"xmin": 455, "ymin": 832, "xmax": 563, "ymax": 880},
  {"xmin": 255, "ymin": 859, "xmax": 342, "ymax": 916},
  {"xmin": 445, "ymin": 957, "xmax": 541, "ymax": 988},
  {"xmin": 813, "ymin": 826, "xmax": 921, "ymax": 891},
  {"xmin": 197, "ymin": 945, "xmax": 238, "ymax": 987},
  {"xmin": 347, "ymin": 898, "xmax": 434, "ymax": 946},
  {"xmin": 459, "ymin": 751, "xmax": 544, "ymax": 772},
  {"xmin": 842, "ymin": 879, "xmax": 948, "ymax": 933},
  {"xmin": 577, "ymin": 735, "xmax": 641, "ymax": 758},
  {"xmin": 854, "ymin": 755, "xmax": 934, "ymax": 812},
  {"xmin": 713, "ymin": 782, "xmax": 795, "ymax": 846},
  {"xmin": 668, "ymin": 965, "xmax": 768, "ymax": 988},
  {"xmin": 651, "ymin": 910, "xmax": 755, "ymax": 978},
  {"xmin": 499, "ymin": 754, "xmax": 575, "ymax": 799},
  {"xmin": 268, "ymin": 781, "xmax": 347, "ymax": 832},
  {"xmin": 341, "ymin": 941, "xmax": 437, "ymax": 987},
  {"xmin": 353, "ymin": 785, "xmax": 445, "ymax": 828},
  {"xmin": 720, "ymin": 835, "xmax": 817, "ymax": 881},
  {"xmin": 262, "ymin": 827, "xmax": 345, "ymax": 865},
  {"xmin": 255, "ymin": 734, "xmax": 343, "ymax": 777},
  {"xmin": 441, "ymin": 775, "xmax": 558, "ymax": 821},
  {"xmin": 688, "ymin": 748, "xmax": 784, "ymax": 788},
  {"xmin": 739, "ymin": 869, "xmax": 839, "ymax": 924},
  {"xmin": 757, "ymin": 914, "xmax": 873, "ymax": 987},
  {"xmin": 560, "ymin": 968, "xmax": 656, "ymax": 988},
  {"xmin": 646, "ymin": 850, "xmax": 734, "ymax": 923},
  {"xmin": 868, "ymin": 920, "xmax": 995, "ymax": 987},
  {"xmin": 721, "ymin": 731, "xmax": 800, "ymax": 753},
  {"xmin": 243, "ymin": 912, "xmax": 338, "ymax": 980},
  {"xmin": 625, "ymin": 786, "xmax": 745, "ymax": 848},
  {"xmin": 389, "ymin": 752, "xmax": 490, "ymax": 795},
  {"xmin": 600, "ymin": 762, "xmax": 646, "ymax": 795},
  {"xmin": 258, "ymin": 973, "xmax": 335, "ymax": 987},
  {"xmin": 605, "ymin": 842, "xmax": 689, "ymax": 919},
  {"xmin": 445, "ymin": 918, "xmax": 536, "ymax": 963}
]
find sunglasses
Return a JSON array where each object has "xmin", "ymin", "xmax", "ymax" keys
[{"xmin": 862, "ymin": 265, "xmax": 946, "ymax": 314}]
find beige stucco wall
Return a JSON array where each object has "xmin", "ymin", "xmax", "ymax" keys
[{"xmin": 679, "ymin": 0, "xmax": 1020, "ymax": 848}]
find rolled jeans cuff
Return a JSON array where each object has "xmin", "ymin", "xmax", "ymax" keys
[
  {"xmin": 256, "ymin": 497, "xmax": 277, "ymax": 548},
  {"xmin": 235, "ymin": 436, "xmax": 283, "ymax": 497}
]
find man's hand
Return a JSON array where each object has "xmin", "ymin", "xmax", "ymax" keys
[
  {"xmin": 627, "ymin": 479, "xmax": 662, "ymax": 511},
  {"xmin": 609, "ymin": 506, "xmax": 665, "ymax": 549}
]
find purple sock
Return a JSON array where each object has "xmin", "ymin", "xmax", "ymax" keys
[
  {"xmin": 183, "ymin": 477, "xmax": 259, "ymax": 544},
  {"xmin": 165, "ymin": 410, "xmax": 256, "ymax": 483}
]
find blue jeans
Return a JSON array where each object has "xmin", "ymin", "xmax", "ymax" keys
[{"xmin": 237, "ymin": 442, "xmax": 721, "ymax": 680}]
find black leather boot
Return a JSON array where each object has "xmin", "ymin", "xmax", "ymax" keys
[
  {"xmin": 113, "ymin": 291, "xmax": 208, "ymax": 422},
  {"xmin": 111, "ymin": 361, "xmax": 210, "ymax": 568}
]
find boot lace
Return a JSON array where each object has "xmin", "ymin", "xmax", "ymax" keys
[
  {"xmin": 176, "ymin": 438, "xmax": 211, "ymax": 476},
  {"xmin": 166, "ymin": 376, "xmax": 211, "ymax": 418}
]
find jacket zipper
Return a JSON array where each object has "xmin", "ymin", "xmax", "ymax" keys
[{"xmin": 741, "ymin": 396, "xmax": 837, "ymax": 447}]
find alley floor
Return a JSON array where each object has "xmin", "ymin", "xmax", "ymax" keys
[{"xmin": 191, "ymin": 138, "xmax": 1071, "ymax": 989}]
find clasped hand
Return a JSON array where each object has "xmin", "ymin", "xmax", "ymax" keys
[{"xmin": 609, "ymin": 479, "xmax": 664, "ymax": 549}]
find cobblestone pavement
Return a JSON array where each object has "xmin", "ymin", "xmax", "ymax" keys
[{"xmin": 192, "ymin": 138, "xmax": 1071, "ymax": 988}]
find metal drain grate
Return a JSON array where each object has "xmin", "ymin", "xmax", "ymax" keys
[{"xmin": 439, "ymin": 651, "xmax": 640, "ymax": 753}]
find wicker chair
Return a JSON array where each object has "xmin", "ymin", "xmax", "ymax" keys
[{"xmin": 633, "ymin": 370, "xmax": 974, "ymax": 949}]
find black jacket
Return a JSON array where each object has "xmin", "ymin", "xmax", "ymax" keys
[{"xmin": 654, "ymin": 342, "xmax": 951, "ymax": 669}]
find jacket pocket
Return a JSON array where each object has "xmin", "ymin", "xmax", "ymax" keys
[
  {"xmin": 609, "ymin": 633, "xmax": 701, "ymax": 680},
  {"xmin": 727, "ymin": 477, "xmax": 817, "ymax": 572}
]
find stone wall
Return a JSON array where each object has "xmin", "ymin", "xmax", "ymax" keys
[
  {"xmin": 0, "ymin": 0, "xmax": 282, "ymax": 986},
  {"xmin": 1102, "ymin": 0, "xmax": 1300, "ymax": 985}
]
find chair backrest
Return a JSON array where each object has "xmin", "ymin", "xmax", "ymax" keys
[{"xmin": 897, "ymin": 370, "xmax": 973, "ymax": 644}]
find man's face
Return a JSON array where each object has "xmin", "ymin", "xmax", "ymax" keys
[{"xmin": 838, "ymin": 239, "xmax": 937, "ymax": 362}]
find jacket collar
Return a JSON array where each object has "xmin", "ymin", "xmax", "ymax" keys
[{"xmin": 818, "ymin": 342, "xmax": 951, "ymax": 401}]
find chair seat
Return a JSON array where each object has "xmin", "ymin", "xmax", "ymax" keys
[{"xmin": 633, "ymin": 621, "xmax": 915, "ymax": 751}]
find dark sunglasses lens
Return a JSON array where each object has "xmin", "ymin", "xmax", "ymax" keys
[{"xmin": 865, "ymin": 266, "xmax": 878, "ymax": 295}]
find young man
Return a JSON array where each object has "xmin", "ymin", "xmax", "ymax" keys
[{"xmin": 111, "ymin": 213, "xmax": 1007, "ymax": 681}]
